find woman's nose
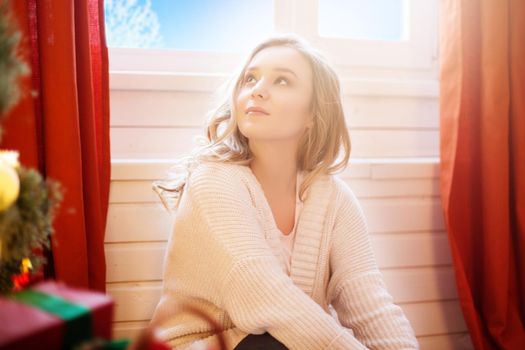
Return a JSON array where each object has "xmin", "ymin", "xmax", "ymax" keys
[{"xmin": 250, "ymin": 80, "xmax": 269, "ymax": 99}]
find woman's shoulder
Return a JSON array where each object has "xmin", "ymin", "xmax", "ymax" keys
[
  {"xmin": 328, "ymin": 173, "xmax": 360, "ymax": 207},
  {"xmin": 187, "ymin": 161, "xmax": 252, "ymax": 191},
  {"xmin": 191, "ymin": 161, "xmax": 248, "ymax": 177}
]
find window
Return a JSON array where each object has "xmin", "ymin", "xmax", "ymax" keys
[
  {"xmin": 105, "ymin": 0, "xmax": 437, "ymax": 74},
  {"xmin": 291, "ymin": 0, "xmax": 436, "ymax": 69},
  {"xmin": 318, "ymin": 0, "xmax": 408, "ymax": 41},
  {"xmin": 105, "ymin": 0, "xmax": 274, "ymax": 51}
]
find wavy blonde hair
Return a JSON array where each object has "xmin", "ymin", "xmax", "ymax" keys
[{"xmin": 154, "ymin": 34, "xmax": 350, "ymax": 211}]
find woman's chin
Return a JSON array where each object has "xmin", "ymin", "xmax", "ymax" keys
[{"xmin": 237, "ymin": 125, "xmax": 267, "ymax": 139}]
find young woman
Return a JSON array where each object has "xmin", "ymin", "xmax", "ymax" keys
[{"xmin": 151, "ymin": 35, "xmax": 419, "ymax": 350}]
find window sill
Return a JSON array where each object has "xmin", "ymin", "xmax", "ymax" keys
[{"xmin": 110, "ymin": 157, "xmax": 440, "ymax": 181}]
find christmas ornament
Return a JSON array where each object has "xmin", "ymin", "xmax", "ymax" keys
[{"xmin": 0, "ymin": 151, "xmax": 20, "ymax": 211}]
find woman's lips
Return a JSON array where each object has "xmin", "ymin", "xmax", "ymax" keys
[{"xmin": 245, "ymin": 106, "xmax": 269, "ymax": 115}]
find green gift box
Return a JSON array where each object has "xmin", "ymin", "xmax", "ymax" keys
[{"xmin": 0, "ymin": 280, "xmax": 118, "ymax": 350}]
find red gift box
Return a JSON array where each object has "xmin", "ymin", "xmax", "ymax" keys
[{"xmin": 0, "ymin": 280, "xmax": 113, "ymax": 350}]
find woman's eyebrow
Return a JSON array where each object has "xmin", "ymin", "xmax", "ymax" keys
[{"xmin": 246, "ymin": 66, "xmax": 298, "ymax": 78}]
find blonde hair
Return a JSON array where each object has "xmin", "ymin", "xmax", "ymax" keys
[{"xmin": 154, "ymin": 34, "xmax": 350, "ymax": 211}]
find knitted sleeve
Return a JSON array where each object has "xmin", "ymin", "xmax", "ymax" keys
[
  {"xmin": 183, "ymin": 164, "xmax": 368, "ymax": 350},
  {"xmin": 327, "ymin": 180, "xmax": 419, "ymax": 349}
]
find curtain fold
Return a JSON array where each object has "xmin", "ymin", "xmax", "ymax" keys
[
  {"xmin": 439, "ymin": 0, "xmax": 525, "ymax": 348},
  {"xmin": 3, "ymin": 0, "xmax": 110, "ymax": 292}
]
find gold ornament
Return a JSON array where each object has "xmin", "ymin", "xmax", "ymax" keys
[
  {"xmin": 21, "ymin": 258, "xmax": 32, "ymax": 273},
  {"xmin": 0, "ymin": 150, "xmax": 20, "ymax": 211}
]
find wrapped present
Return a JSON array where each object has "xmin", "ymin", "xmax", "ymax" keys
[{"xmin": 0, "ymin": 280, "xmax": 114, "ymax": 350}]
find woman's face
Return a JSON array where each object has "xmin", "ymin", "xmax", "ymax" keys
[{"xmin": 235, "ymin": 46, "xmax": 313, "ymax": 144}]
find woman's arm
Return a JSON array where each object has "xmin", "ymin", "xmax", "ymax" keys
[
  {"xmin": 178, "ymin": 164, "xmax": 368, "ymax": 350},
  {"xmin": 327, "ymin": 180, "xmax": 419, "ymax": 350}
]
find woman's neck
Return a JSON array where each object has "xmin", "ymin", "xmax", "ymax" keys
[{"xmin": 248, "ymin": 140, "xmax": 298, "ymax": 196}]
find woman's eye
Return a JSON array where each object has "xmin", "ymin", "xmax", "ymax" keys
[
  {"xmin": 244, "ymin": 74, "xmax": 256, "ymax": 84},
  {"xmin": 275, "ymin": 77, "xmax": 289, "ymax": 85}
]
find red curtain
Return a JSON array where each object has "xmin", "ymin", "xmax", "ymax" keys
[
  {"xmin": 439, "ymin": 0, "xmax": 525, "ymax": 349},
  {"xmin": 2, "ymin": 0, "xmax": 110, "ymax": 292}
]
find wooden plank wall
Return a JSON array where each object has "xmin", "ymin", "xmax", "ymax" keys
[{"xmin": 106, "ymin": 74, "xmax": 474, "ymax": 349}]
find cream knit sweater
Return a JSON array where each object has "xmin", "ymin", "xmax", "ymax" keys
[{"xmin": 151, "ymin": 162, "xmax": 419, "ymax": 350}]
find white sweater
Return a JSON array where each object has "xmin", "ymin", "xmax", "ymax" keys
[{"xmin": 151, "ymin": 162, "xmax": 419, "ymax": 350}]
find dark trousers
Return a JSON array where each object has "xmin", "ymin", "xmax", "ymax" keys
[{"xmin": 233, "ymin": 333, "xmax": 288, "ymax": 350}]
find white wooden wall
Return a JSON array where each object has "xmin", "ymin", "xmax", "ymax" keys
[{"xmin": 105, "ymin": 71, "xmax": 474, "ymax": 349}]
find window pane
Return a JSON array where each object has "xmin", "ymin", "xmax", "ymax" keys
[
  {"xmin": 318, "ymin": 0, "xmax": 408, "ymax": 41},
  {"xmin": 104, "ymin": 0, "xmax": 274, "ymax": 51}
]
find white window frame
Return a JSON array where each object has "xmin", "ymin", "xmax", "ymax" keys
[
  {"xmin": 108, "ymin": 0, "xmax": 438, "ymax": 75},
  {"xmin": 290, "ymin": 0, "xmax": 438, "ymax": 69}
]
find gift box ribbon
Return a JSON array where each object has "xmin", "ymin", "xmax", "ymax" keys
[{"xmin": 12, "ymin": 289, "xmax": 93, "ymax": 349}]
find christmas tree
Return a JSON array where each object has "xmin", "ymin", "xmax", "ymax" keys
[{"xmin": 0, "ymin": 0, "xmax": 62, "ymax": 294}]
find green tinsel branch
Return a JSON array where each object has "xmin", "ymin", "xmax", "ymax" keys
[
  {"xmin": 0, "ymin": 0, "xmax": 29, "ymax": 122},
  {"xmin": 0, "ymin": 167, "xmax": 62, "ymax": 293}
]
